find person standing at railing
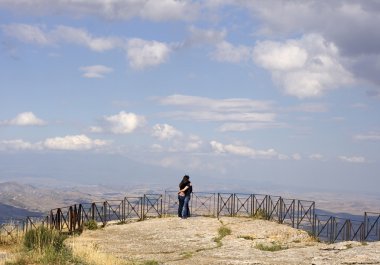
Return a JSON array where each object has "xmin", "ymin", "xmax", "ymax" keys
[{"xmin": 178, "ymin": 175, "xmax": 192, "ymax": 219}]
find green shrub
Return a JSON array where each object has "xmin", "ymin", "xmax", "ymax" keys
[
  {"xmin": 143, "ymin": 260, "xmax": 160, "ymax": 265},
  {"xmin": 253, "ymin": 209, "xmax": 269, "ymax": 220},
  {"xmin": 23, "ymin": 226, "xmax": 66, "ymax": 252},
  {"xmin": 218, "ymin": 226, "xmax": 232, "ymax": 238},
  {"xmin": 213, "ymin": 226, "xmax": 232, "ymax": 247},
  {"xmin": 84, "ymin": 220, "xmax": 98, "ymax": 230},
  {"xmin": 255, "ymin": 242, "xmax": 285, "ymax": 251}
]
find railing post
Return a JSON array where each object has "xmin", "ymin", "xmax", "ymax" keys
[
  {"xmin": 217, "ymin": 193, "xmax": 220, "ymax": 218},
  {"xmin": 103, "ymin": 201, "xmax": 107, "ymax": 226},
  {"xmin": 69, "ymin": 205, "xmax": 73, "ymax": 232},
  {"xmin": 122, "ymin": 198, "xmax": 126, "ymax": 222},
  {"xmin": 91, "ymin": 203, "xmax": 95, "ymax": 221},
  {"xmin": 142, "ymin": 196, "xmax": 145, "ymax": 221}
]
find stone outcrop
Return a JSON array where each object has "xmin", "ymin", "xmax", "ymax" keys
[{"xmin": 69, "ymin": 216, "xmax": 380, "ymax": 265}]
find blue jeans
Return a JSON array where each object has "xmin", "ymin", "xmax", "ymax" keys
[
  {"xmin": 182, "ymin": 196, "xmax": 191, "ymax": 218},
  {"xmin": 178, "ymin": 195, "xmax": 185, "ymax": 217}
]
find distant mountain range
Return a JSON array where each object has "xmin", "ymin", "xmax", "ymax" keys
[
  {"xmin": 0, "ymin": 179, "xmax": 169, "ymax": 222},
  {"xmin": 0, "ymin": 203, "xmax": 42, "ymax": 223}
]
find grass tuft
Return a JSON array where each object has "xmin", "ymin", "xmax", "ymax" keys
[
  {"xmin": 238, "ymin": 235, "xmax": 255, "ymax": 240},
  {"xmin": 255, "ymin": 242, "xmax": 286, "ymax": 252},
  {"xmin": 213, "ymin": 225, "xmax": 232, "ymax": 247},
  {"xmin": 253, "ymin": 209, "xmax": 269, "ymax": 220},
  {"xmin": 84, "ymin": 220, "xmax": 98, "ymax": 230}
]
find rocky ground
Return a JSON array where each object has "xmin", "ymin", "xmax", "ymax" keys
[{"xmin": 68, "ymin": 216, "xmax": 380, "ymax": 265}]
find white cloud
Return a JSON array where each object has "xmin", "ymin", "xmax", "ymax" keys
[
  {"xmin": 187, "ymin": 27, "xmax": 226, "ymax": 46},
  {"xmin": 126, "ymin": 38, "xmax": 171, "ymax": 70},
  {"xmin": 43, "ymin": 134, "xmax": 108, "ymax": 150},
  {"xmin": 212, "ymin": 41, "xmax": 251, "ymax": 63},
  {"xmin": 52, "ymin": 25, "xmax": 121, "ymax": 52},
  {"xmin": 0, "ymin": 0, "xmax": 198, "ymax": 21},
  {"xmin": 253, "ymin": 40, "xmax": 307, "ymax": 70},
  {"xmin": 140, "ymin": 0, "xmax": 197, "ymax": 21},
  {"xmin": 292, "ymin": 153, "xmax": 302, "ymax": 160},
  {"xmin": 88, "ymin": 126, "xmax": 104, "ymax": 133},
  {"xmin": 253, "ymin": 34, "xmax": 353, "ymax": 98},
  {"xmin": 159, "ymin": 94, "xmax": 273, "ymax": 111},
  {"xmin": 103, "ymin": 111, "xmax": 146, "ymax": 134},
  {"xmin": 1, "ymin": 24, "xmax": 122, "ymax": 52},
  {"xmin": 157, "ymin": 94, "xmax": 276, "ymax": 124},
  {"xmin": 286, "ymin": 103, "xmax": 328, "ymax": 113},
  {"xmin": 184, "ymin": 135, "xmax": 203, "ymax": 151},
  {"xmin": 210, "ymin": 140, "xmax": 283, "ymax": 159},
  {"xmin": 152, "ymin": 124, "xmax": 182, "ymax": 140},
  {"xmin": 218, "ymin": 122, "xmax": 286, "ymax": 132},
  {"xmin": 162, "ymin": 111, "xmax": 275, "ymax": 123},
  {"xmin": 3, "ymin": 112, "xmax": 46, "ymax": 126},
  {"xmin": 1, "ymin": 23, "xmax": 51, "ymax": 45},
  {"xmin": 79, "ymin": 65, "xmax": 113, "ymax": 78},
  {"xmin": 339, "ymin": 155, "xmax": 366, "ymax": 163},
  {"xmin": 0, "ymin": 139, "xmax": 38, "ymax": 151},
  {"xmin": 309, "ymin": 153, "xmax": 324, "ymax": 161},
  {"xmin": 354, "ymin": 132, "xmax": 380, "ymax": 141},
  {"xmin": 0, "ymin": 135, "xmax": 108, "ymax": 151}
]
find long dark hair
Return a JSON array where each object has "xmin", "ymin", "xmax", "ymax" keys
[{"xmin": 179, "ymin": 175, "xmax": 190, "ymax": 189}]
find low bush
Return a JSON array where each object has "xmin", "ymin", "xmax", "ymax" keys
[
  {"xmin": 84, "ymin": 220, "xmax": 98, "ymax": 230},
  {"xmin": 23, "ymin": 226, "xmax": 66, "ymax": 252},
  {"xmin": 255, "ymin": 242, "xmax": 285, "ymax": 252}
]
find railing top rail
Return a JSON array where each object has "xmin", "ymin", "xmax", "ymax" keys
[
  {"xmin": 365, "ymin": 212, "xmax": 380, "ymax": 216},
  {"xmin": 298, "ymin": 199, "xmax": 315, "ymax": 203},
  {"xmin": 105, "ymin": 199, "xmax": 124, "ymax": 203}
]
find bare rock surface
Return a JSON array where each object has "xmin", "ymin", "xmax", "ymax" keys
[{"xmin": 70, "ymin": 216, "xmax": 380, "ymax": 265}]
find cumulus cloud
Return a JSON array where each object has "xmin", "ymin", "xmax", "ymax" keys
[
  {"xmin": 126, "ymin": 38, "xmax": 171, "ymax": 70},
  {"xmin": 339, "ymin": 155, "xmax": 366, "ymax": 163},
  {"xmin": 103, "ymin": 111, "xmax": 146, "ymax": 134},
  {"xmin": 43, "ymin": 134, "xmax": 108, "ymax": 150},
  {"xmin": 211, "ymin": 41, "xmax": 251, "ymax": 63},
  {"xmin": 2, "ymin": 112, "xmax": 46, "ymax": 126},
  {"xmin": 0, "ymin": 0, "xmax": 198, "ymax": 21},
  {"xmin": 2, "ymin": 24, "xmax": 172, "ymax": 70},
  {"xmin": 233, "ymin": 1, "xmax": 380, "ymax": 89},
  {"xmin": 152, "ymin": 124, "xmax": 182, "ymax": 140},
  {"xmin": 354, "ymin": 132, "xmax": 380, "ymax": 141},
  {"xmin": 79, "ymin": 65, "xmax": 113, "ymax": 78},
  {"xmin": 253, "ymin": 34, "xmax": 353, "ymax": 98},
  {"xmin": 210, "ymin": 140, "xmax": 286, "ymax": 160}
]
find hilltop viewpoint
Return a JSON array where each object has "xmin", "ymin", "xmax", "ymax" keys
[{"xmin": 7, "ymin": 216, "xmax": 374, "ymax": 265}]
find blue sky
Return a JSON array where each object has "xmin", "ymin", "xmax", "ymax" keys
[{"xmin": 0, "ymin": 0, "xmax": 380, "ymax": 193}]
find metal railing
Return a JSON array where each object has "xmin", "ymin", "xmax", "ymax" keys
[{"xmin": 1, "ymin": 191, "xmax": 378, "ymax": 244}]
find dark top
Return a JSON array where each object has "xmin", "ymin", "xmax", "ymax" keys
[{"xmin": 180, "ymin": 181, "xmax": 192, "ymax": 197}]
